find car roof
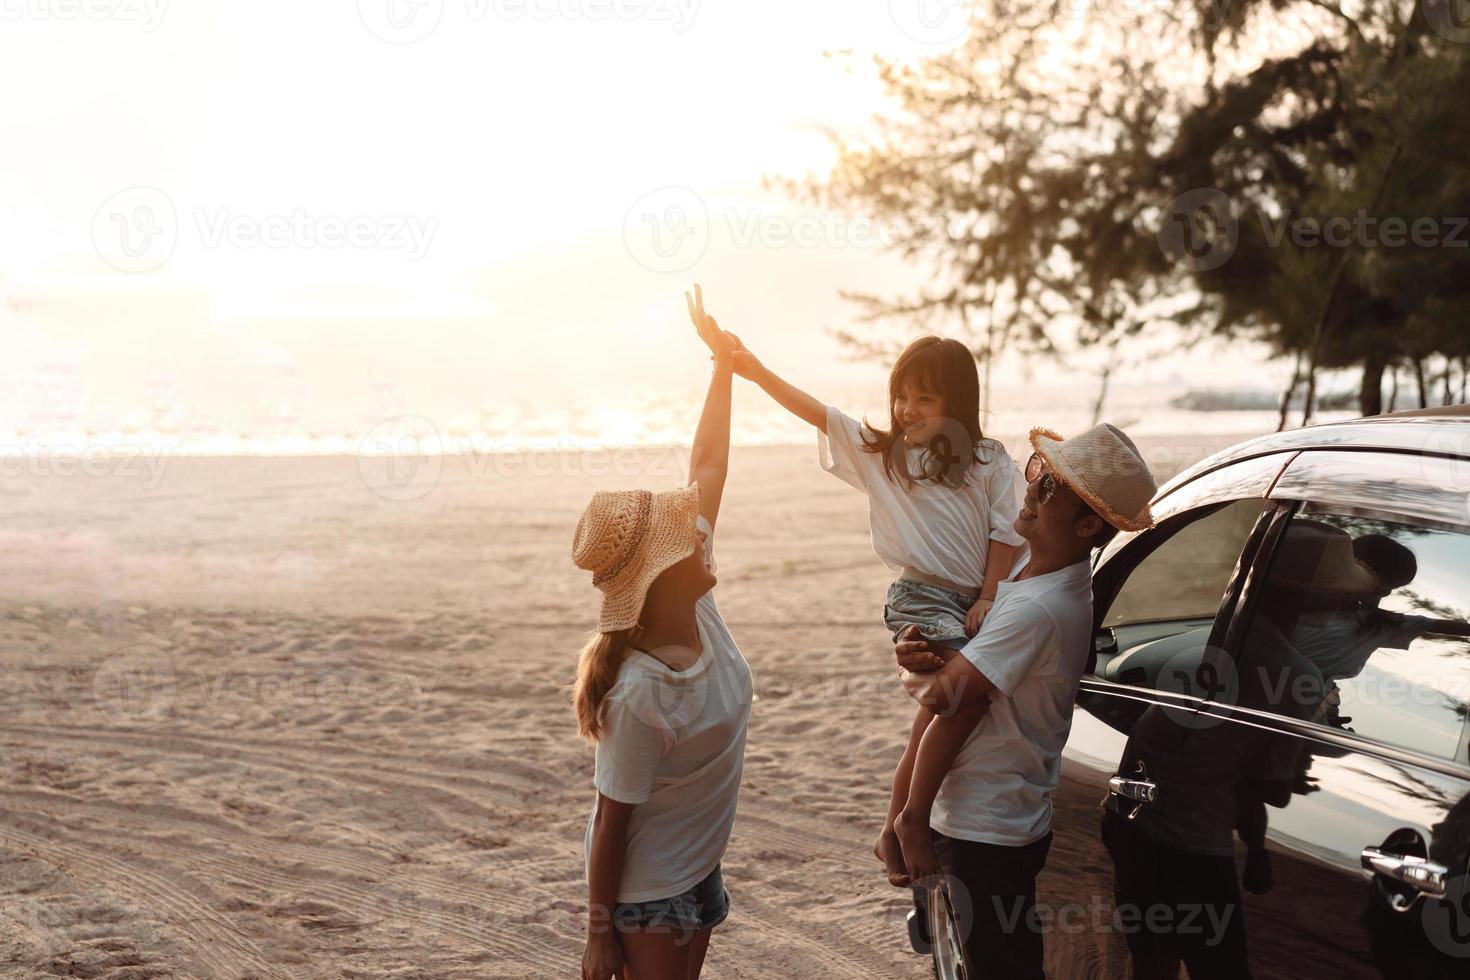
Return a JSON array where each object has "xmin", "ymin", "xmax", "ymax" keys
[{"xmin": 1156, "ymin": 407, "xmax": 1470, "ymax": 501}]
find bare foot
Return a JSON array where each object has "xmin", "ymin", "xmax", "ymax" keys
[
  {"xmin": 874, "ymin": 827, "xmax": 912, "ymax": 888},
  {"xmin": 895, "ymin": 808, "xmax": 942, "ymax": 883}
]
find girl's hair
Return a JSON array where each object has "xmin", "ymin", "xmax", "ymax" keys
[
  {"xmin": 573, "ymin": 628, "xmax": 632, "ymax": 740},
  {"xmin": 861, "ymin": 335, "xmax": 999, "ymax": 488}
]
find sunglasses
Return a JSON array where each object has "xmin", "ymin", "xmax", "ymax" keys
[{"xmin": 1025, "ymin": 452, "xmax": 1064, "ymax": 505}]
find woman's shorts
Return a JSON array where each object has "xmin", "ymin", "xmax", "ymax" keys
[
  {"xmin": 884, "ymin": 578, "xmax": 975, "ymax": 649},
  {"xmin": 611, "ymin": 864, "xmax": 730, "ymax": 937}
]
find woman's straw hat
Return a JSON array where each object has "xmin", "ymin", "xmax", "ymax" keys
[
  {"xmin": 572, "ymin": 484, "xmax": 701, "ymax": 632},
  {"xmin": 1030, "ymin": 423, "xmax": 1158, "ymax": 532},
  {"xmin": 1267, "ymin": 521, "xmax": 1381, "ymax": 596}
]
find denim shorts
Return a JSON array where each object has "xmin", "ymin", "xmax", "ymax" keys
[
  {"xmin": 611, "ymin": 864, "xmax": 730, "ymax": 936},
  {"xmin": 884, "ymin": 578, "xmax": 974, "ymax": 648}
]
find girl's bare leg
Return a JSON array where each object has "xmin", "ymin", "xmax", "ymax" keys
[
  {"xmin": 685, "ymin": 928, "xmax": 713, "ymax": 979},
  {"xmin": 894, "ymin": 696, "xmax": 989, "ymax": 881},
  {"xmin": 876, "ymin": 704, "xmax": 933, "ymax": 887},
  {"xmin": 621, "ymin": 926, "xmax": 694, "ymax": 979}
]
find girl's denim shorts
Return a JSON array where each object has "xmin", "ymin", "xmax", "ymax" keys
[
  {"xmin": 883, "ymin": 578, "xmax": 975, "ymax": 649},
  {"xmin": 612, "ymin": 864, "xmax": 730, "ymax": 937}
]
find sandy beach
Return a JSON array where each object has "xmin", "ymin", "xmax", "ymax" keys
[{"xmin": 0, "ymin": 434, "xmax": 1251, "ymax": 979}]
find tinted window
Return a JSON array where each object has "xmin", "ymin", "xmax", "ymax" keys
[
  {"xmin": 1096, "ymin": 498, "xmax": 1265, "ymax": 691},
  {"xmin": 1235, "ymin": 509, "xmax": 1470, "ymax": 762},
  {"xmin": 1104, "ymin": 499, "xmax": 1264, "ymax": 629}
]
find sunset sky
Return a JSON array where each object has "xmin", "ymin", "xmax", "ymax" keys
[{"xmin": 1, "ymin": 0, "xmax": 1298, "ymax": 452}]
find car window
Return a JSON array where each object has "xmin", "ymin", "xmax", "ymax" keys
[
  {"xmin": 1095, "ymin": 498, "xmax": 1266, "ymax": 690},
  {"xmin": 1235, "ymin": 508, "xmax": 1470, "ymax": 763},
  {"xmin": 1104, "ymin": 498, "xmax": 1265, "ymax": 630}
]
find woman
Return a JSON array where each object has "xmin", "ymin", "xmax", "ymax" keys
[{"xmin": 574, "ymin": 285, "xmax": 753, "ymax": 980}]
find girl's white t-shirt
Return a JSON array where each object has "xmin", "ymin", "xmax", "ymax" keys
[
  {"xmin": 585, "ymin": 516, "xmax": 754, "ymax": 904},
  {"xmin": 819, "ymin": 406, "xmax": 1026, "ymax": 589}
]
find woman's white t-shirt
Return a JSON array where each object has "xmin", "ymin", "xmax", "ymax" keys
[
  {"xmin": 584, "ymin": 516, "xmax": 753, "ymax": 903},
  {"xmin": 819, "ymin": 406, "xmax": 1026, "ymax": 589}
]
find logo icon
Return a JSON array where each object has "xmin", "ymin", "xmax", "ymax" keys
[
  {"xmin": 1423, "ymin": 875, "xmax": 1470, "ymax": 957},
  {"xmin": 92, "ymin": 186, "xmax": 177, "ymax": 273},
  {"xmin": 888, "ymin": 0, "xmax": 972, "ymax": 45},
  {"xmin": 1158, "ymin": 188, "xmax": 1238, "ymax": 272},
  {"xmin": 357, "ymin": 0, "xmax": 444, "ymax": 43},
  {"xmin": 623, "ymin": 187, "xmax": 709, "ymax": 273},
  {"xmin": 1157, "ymin": 643, "xmax": 1238, "ymax": 729},
  {"xmin": 357, "ymin": 415, "xmax": 444, "ymax": 501},
  {"xmin": 93, "ymin": 644, "xmax": 176, "ymax": 724}
]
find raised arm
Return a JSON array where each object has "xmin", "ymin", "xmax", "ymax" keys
[
  {"xmin": 686, "ymin": 285, "xmax": 733, "ymax": 529},
  {"xmin": 733, "ymin": 348, "xmax": 827, "ymax": 433}
]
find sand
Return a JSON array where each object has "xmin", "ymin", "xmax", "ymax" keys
[{"xmin": 0, "ymin": 434, "xmax": 1250, "ymax": 979}]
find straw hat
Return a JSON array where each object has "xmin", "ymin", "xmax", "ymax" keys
[
  {"xmin": 572, "ymin": 484, "xmax": 701, "ymax": 632},
  {"xmin": 1267, "ymin": 521, "xmax": 1381, "ymax": 596},
  {"xmin": 1030, "ymin": 423, "xmax": 1158, "ymax": 532}
]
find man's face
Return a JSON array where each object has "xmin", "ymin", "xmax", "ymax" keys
[{"xmin": 1015, "ymin": 457, "xmax": 1101, "ymax": 547}]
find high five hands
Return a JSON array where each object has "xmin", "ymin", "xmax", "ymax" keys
[{"xmin": 685, "ymin": 284, "xmax": 761, "ymax": 379}]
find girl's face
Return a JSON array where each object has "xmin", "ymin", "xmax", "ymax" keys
[{"xmin": 894, "ymin": 380, "xmax": 945, "ymax": 445}]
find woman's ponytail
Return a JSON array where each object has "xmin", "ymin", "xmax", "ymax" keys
[{"xmin": 573, "ymin": 629, "xmax": 632, "ymax": 740}]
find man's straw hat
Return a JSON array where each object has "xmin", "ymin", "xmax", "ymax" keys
[
  {"xmin": 572, "ymin": 484, "xmax": 701, "ymax": 632},
  {"xmin": 1267, "ymin": 520, "xmax": 1381, "ymax": 596},
  {"xmin": 1029, "ymin": 423, "xmax": 1158, "ymax": 532}
]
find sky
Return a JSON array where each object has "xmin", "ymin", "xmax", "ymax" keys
[{"xmin": 0, "ymin": 0, "xmax": 1306, "ymax": 453}]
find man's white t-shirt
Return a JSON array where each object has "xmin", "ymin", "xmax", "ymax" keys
[
  {"xmin": 819, "ymin": 406, "xmax": 1025, "ymax": 589},
  {"xmin": 584, "ymin": 516, "xmax": 754, "ymax": 903},
  {"xmin": 931, "ymin": 557, "xmax": 1094, "ymax": 846}
]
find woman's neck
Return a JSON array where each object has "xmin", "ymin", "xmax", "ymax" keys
[{"xmin": 631, "ymin": 602, "xmax": 702, "ymax": 657}]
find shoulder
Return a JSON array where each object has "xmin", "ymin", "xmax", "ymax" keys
[{"xmin": 994, "ymin": 593, "xmax": 1062, "ymax": 634}]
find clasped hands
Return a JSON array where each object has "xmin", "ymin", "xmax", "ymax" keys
[{"xmin": 685, "ymin": 284, "xmax": 760, "ymax": 379}]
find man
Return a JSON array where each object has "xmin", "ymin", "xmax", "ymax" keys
[{"xmin": 894, "ymin": 423, "xmax": 1158, "ymax": 979}]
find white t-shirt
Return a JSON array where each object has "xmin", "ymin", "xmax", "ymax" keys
[
  {"xmin": 584, "ymin": 516, "xmax": 754, "ymax": 903},
  {"xmin": 931, "ymin": 557, "xmax": 1094, "ymax": 846},
  {"xmin": 819, "ymin": 406, "xmax": 1026, "ymax": 589}
]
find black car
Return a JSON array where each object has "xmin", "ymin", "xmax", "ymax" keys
[{"xmin": 920, "ymin": 409, "xmax": 1470, "ymax": 979}]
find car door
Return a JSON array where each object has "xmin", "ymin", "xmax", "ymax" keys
[
  {"xmin": 1177, "ymin": 450, "xmax": 1470, "ymax": 979},
  {"xmin": 1038, "ymin": 453, "xmax": 1290, "ymax": 980}
]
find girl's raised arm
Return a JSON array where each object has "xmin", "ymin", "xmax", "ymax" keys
[
  {"xmin": 736, "ymin": 348, "xmax": 828, "ymax": 434},
  {"xmin": 687, "ymin": 285, "xmax": 733, "ymax": 529}
]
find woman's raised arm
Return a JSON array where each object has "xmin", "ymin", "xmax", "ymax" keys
[{"xmin": 686, "ymin": 285, "xmax": 733, "ymax": 529}]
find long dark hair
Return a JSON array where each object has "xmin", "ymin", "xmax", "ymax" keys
[{"xmin": 860, "ymin": 336, "xmax": 999, "ymax": 488}]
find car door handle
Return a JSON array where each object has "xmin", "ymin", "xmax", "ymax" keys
[
  {"xmin": 1108, "ymin": 762, "xmax": 1157, "ymax": 820},
  {"xmin": 1360, "ymin": 847, "xmax": 1450, "ymax": 900}
]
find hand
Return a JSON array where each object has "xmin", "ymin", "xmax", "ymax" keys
[
  {"xmin": 686, "ymin": 284, "xmax": 736, "ymax": 360},
  {"xmin": 965, "ymin": 596, "xmax": 995, "ymax": 635},
  {"xmin": 727, "ymin": 334, "xmax": 763, "ymax": 380},
  {"xmin": 895, "ymin": 625, "xmax": 945, "ymax": 673},
  {"xmin": 582, "ymin": 931, "xmax": 624, "ymax": 980}
]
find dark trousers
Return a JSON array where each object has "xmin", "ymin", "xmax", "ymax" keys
[
  {"xmin": 1100, "ymin": 809, "xmax": 1251, "ymax": 980},
  {"xmin": 931, "ymin": 830, "xmax": 1053, "ymax": 980}
]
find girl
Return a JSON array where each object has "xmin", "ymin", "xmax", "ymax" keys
[
  {"xmin": 575, "ymin": 286, "xmax": 753, "ymax": 980},
  {"xmin": 727, "ymin": 334, "xmax": 1024, "ymax": 885}
]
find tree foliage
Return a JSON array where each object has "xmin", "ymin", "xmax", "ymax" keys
[{"xmin": 807, "ymin": 0, "xmax": 1470, "ymax": 418}]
